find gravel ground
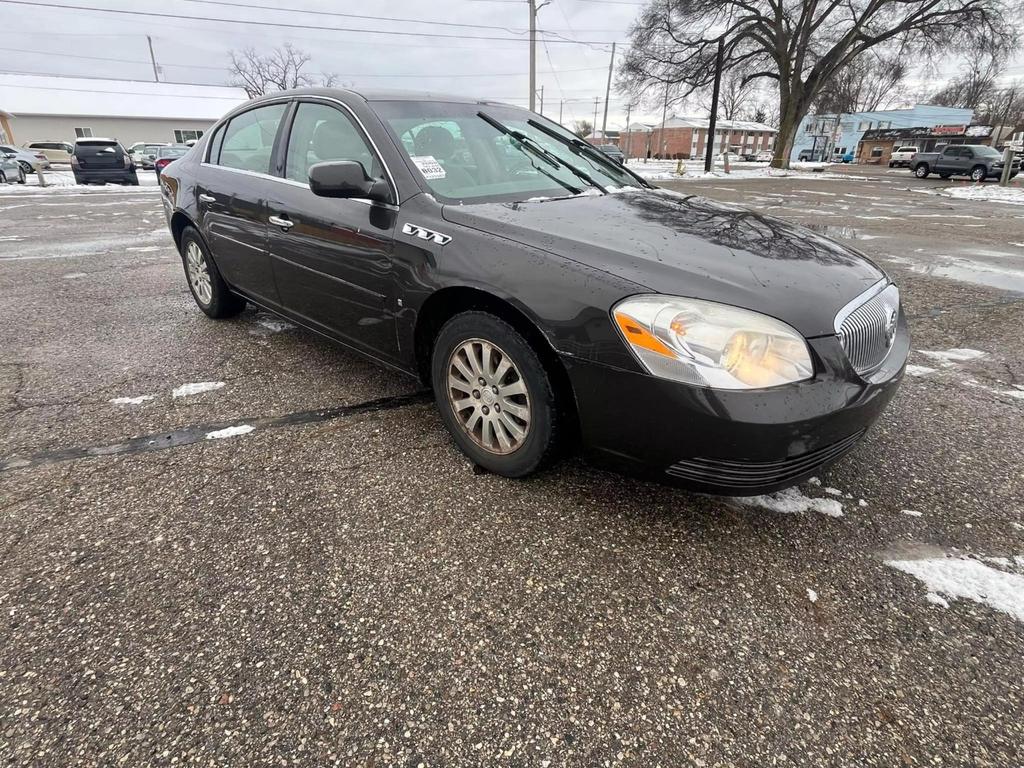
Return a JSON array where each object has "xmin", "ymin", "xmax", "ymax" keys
[{"xmin": 1, "ymin": 166, "xmax": 1022, "ymax": 767}]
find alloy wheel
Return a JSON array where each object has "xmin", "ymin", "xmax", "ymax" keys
[
  {"xmin": 185, "ymin": 241, "xmax": 213, "ymax": 306},
  {"xmin": 446, "ymin": 338, "xmax": 531, "ymax": 455}
]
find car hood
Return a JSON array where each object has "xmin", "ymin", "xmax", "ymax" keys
[{"xmin": 441, "ymin": 188, "xmax": 885, "ymax": 337}]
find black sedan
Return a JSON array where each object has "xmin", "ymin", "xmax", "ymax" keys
[{"xmin": 159, "ymin": 89, "xmax": 907, "ymax": 494}]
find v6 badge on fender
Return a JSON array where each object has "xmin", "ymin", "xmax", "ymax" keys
[{"xmin": 402, "ymin": 223, "xmax": 452, "ymax": 246}]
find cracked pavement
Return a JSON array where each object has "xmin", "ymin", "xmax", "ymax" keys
[{"xmin": 1, "ymin": 166, "xmax": 1022, "ymax": 766}]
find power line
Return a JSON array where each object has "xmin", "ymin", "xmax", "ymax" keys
[{"xmin": 0, "ymin": 1, "xmax": 626, "ymax": 46}]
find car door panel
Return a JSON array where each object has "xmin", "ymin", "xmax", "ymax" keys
[
  {"xmin": 194, "ymin": 102, "xmax": 288, "ymax": 307},
  {"xmin": 267, "ymin": 100, "xmax": 400, "ymax": 361}
]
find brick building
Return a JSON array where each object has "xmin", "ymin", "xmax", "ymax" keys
[
  {"xmin": 619, "ymin": 116, "xmax": 777, "ymax": 160},
  {"xmin": 856, "ymin": 124, "xmax": 995, "ymax": 166}
]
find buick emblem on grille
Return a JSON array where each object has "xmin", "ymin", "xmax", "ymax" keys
[{"xmin": 884, "ymin": 308, "xmax": 898, "ymax": 348}]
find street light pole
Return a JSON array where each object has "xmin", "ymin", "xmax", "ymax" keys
[
  {"xmin": 703, "ymin": 37, "xmax": 724, "ymax": 173},
  {"xmin": 528, "ymin": 0, "xmax": 550, "ymax": 113},
  {"xmin": 601, "ymin": 41, "xmax": 616, "ymax": 137}
]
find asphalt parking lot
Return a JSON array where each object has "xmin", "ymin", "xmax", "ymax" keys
[{"xmin": 1, "ymin": 166, "xmax": 1022, "ymax": 766}]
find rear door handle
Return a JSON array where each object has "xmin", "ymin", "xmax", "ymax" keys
[
  {"xmin": 198, "ymin": 193, "xmax": 215, "ymax": 203},
  {"xmin": 268, "ymin": 214, "xmax": 294, "ymax": 230}
]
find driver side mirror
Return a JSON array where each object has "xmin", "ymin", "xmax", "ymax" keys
[{"xmin": 308, "ymin": 160, "xmax": 390, "ymax": 203}]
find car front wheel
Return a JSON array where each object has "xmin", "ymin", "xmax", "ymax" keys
[
  {"xmin": 970, "ymin": 166, "xmax": 987, "ymax": 182},
  {"xmin": 179, "ymin": 227, "xmax": 245, "ymax": 319},
  {"xmin": 431, "ymin": 311, "xmax": 562, "ymax": 477}
]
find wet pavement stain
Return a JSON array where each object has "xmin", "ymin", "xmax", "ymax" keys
[{"xmin": 0, "ymin": 390, "xmax": 430, "ymax": 472}]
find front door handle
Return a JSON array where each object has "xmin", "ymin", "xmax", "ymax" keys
[
  {"xmin": 269, "ymin": 214, "xmax": 294, "ymax": 230},
  {"xmin": 198, "ymin": 193, "xmax": 215, "ymax": 203}
]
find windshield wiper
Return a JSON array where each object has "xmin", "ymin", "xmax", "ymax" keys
[
  {"xmin": 526, "ymin": 118, "xmax": 652, "ymax": 189},
  {"xmin": 478, "ymin": 111, "xmax": 606, "ymax": 195}
]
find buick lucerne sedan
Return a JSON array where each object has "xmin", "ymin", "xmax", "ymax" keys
[{"xmin": 159, "ymin": 89, "xmax": 908, "ymax": 494}]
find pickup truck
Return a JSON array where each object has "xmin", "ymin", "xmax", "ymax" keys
[{"xmin": 912, "ymin": 144, "xmax": 1019, "ymax": 182}]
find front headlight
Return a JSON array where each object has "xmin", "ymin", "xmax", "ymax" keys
[{"xmin": 612, "ymin": 295, "xmax": 813, "ymax": 390}]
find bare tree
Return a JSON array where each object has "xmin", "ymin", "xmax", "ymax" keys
[
  {"xmin": 619, "ymin": 0, "xmax": 1014, "ymax": 168},
  {"xmin": 697, "ymin": 71, "xmax": 753, "ymax": 119},
  {"xmin": 814, "ymin": 50, "xmax": 909, "ymax": 114},
  {"xmin": 228, "ymin": 43, "xmax": 334, "ymax": 98},
  {"xmin": 573, "ymin": 119, "xmax": 593, "ymax": 138},
  {"xmin": 929, "ymin": 50, "xmax": 1004, "ymax": 111}
]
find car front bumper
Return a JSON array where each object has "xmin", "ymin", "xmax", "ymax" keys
[{"xmin": 563, "ymin": 311, "xmax": 909, "ymax": 495}]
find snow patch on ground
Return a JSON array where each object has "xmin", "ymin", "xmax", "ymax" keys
[
  {"xmin": 172, "ymin": 381, "xmax": 226, "ymax": 398},
  {"xmin": 205, "ymin": 424, "xmax": 255, "ymax": 440},
  {"xmin": 252, "ymin": 314, "xmax": 295, "ymax": 334},
  {"xmin": 918, "ymin": 348, "xmax": 985, "ymax": 366},
  {"xmin": 62, "ymin": 272, "xmax": 88, "ymax": 280},
  {"xmin": 109, "ymin": 394, "xmax": 155, "ymax": 405},
  {"xmin": 806, "ymin": 588, "xmax": 818, "ymax": 603},
  {"xmin": 624, "ymin": 159, "xmax": 853, "ymax": 182},
  {"xmin": 905, "ymin": 365, "xmax": 937, "ymax": 377},
  {"xmin": 902, "ymin": 509, "xmax": 923, "ymax": 517},
  {"xmin": 126, "ymin": 245, "xmax": 162, "ymax": 253},
  {"xmin": 940, "ymin": 185, "xmax": 1024, "ymax": 206},
  {"xmin": 886, "ymin": 552, "xmax": 1024, "ymax": 623},
  {"xmin": 732, "ymin": 486, "xmax": 844, "ymax": 518}
]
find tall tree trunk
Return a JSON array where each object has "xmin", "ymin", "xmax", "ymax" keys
[{"xmin": 771, "ymin": 83, "xmax": 811, "ymax": 170}]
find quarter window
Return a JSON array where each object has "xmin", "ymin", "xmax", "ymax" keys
[
  {"xmin": 284, "ymin": 102, "xmax": 382, "ymax": 183},
  {"xmin": 216, "ymin": 103, "xmax": 287, "ymax": 174},
  {"xmin": 74, "ymin": 127, "xmax": 93, "ymax": 138}
]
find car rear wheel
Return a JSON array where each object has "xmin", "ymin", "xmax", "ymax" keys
[
  {"xmin": 179, "ymin": 227, "xmax": 245, "ymax": 319},
  {"xmin": 0, "ymin": 170, "xmax": 6, "ymax": 184},
  {"xmin": 970, "ymin": 165, "xmax": 987, "ymax": 182},
  {"xmin": 914, "ymin": 164, "xmax": 929, "ymax": 179},
  {"xmin": 16, "ymin": 168, "xmax": 25, "ymax": 184},
  {"xmin": 18, "ymin": 161, "xmax": 32, "ymax": 174},
  {"xmin": 431, "ymin": 311, "xmax": 561, "ymax": 477}
]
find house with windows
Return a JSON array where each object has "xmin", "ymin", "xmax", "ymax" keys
[
  {"xmin": 0, "ymin": 73, "xmax": 247, "ymax": 148},
  {"xmin": 790, "ymin": 104, "xmax": 974, "ymax": 163}
]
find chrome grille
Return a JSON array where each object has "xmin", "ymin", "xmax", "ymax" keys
[{"xmin": 836, "ymin": 283, "xmax": 900, "ymax": 376}]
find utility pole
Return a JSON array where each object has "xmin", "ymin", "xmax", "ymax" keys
[
  {"xmin": 146, "ymin": 35, "xmax": 160, "ymax": 83},
  {"xmin": 593, "ymin": 97, "xmax": 600, "ymax": 140},
  {"xmin": 538, "ymin": 85, "xmax": 544, "ymax": 115},
  {"xmin": 558, "ymin": 99, "xmax": 563, "ymax": 125},
  {"xmin": 528, "ymin": 0, "xmax": 550, "ymax": 113},
  {"xmin": 703, "ymin": 37, "xmax": 724, "ymax": 173},
  {"xmin": 601, "ymin": 41, "xmax": 616, "ymax": 137},
  {"xmin": 660, "ymin": 83, "xmax": 670, "ymax": 158},
  {"xmin": 623, "ymin": 102, "xmax": 633, "ymax": 160}
]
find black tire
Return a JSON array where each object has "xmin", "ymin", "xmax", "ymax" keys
[
  {"xmin": 18, "ymin": 160, "xmax": 32, "ymax": 174},
  {"xmin": 914, "ymin": 163, "xmax": 929, "ymax": 179},
  {"xmin": 431, "ymin": 311, "xmax": 562, "ymax": 477},
  {"xmin": 887, "ymin": 161, "xmax": 894, "ymax": 168},
  {"xmin": 17, "ymin": 168, "xmax": 25, "ymax": 184},
  {"xmin": 178, "ymin": 226, "xmax": 245, "ymax": 319},
  {"xmin": 970, "ymin": 165, "xmax": 987, "ymax": 182},
  {"xmin": 0, "ymin": 171, "xmax": 6, "ymax": 184}
]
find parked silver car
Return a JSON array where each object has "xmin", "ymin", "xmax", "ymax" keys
[
  {"xmin": 0, "ymin": 151, "xmax": 27, "ymax": 183},
  {"xmin": 127, "ymin": 142, "xmax": 169, "ymax": 169},
  {"xmin": 0, "ymin": 144, "xmax": 49, "ymax": 173}
]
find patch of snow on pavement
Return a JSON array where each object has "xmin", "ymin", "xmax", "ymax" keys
[
  {"xmin": 905, "ymin": 365, "xmax": 937, "ymax": 377},
  {"xmin": 902, "ymin": 509, "xmax": 923, "ymax": 517},
  {"xmin": 925, "ymin": 592, "xmax": 950, "ymax": 608},
  {"xmin": 172, "ymin": 381, "xmax": 226, "ymax": 398},
  {"xmin": 205, "ymin": 424, "xmax": 255, "ymax": 440},
  {"xmin": 886, "ymin": 553, "xmax": 1024, "ymax": 623},
  {"xmin": 252, "ymin": 314, "xmax": 295, "ymax": 334},
  {"xmin": 62, "ymin": 272, "xmax": 88, "ymax": 280},
  {"xmin": 806, "ymin": 588, "xmax": 818, "ymax": 603},
  {"xmin": 732, "ymin": 486, "xmax": 844, "ymax": 518},
  {"xmin": 109, "ymin": 395, "xmax": 155, "ymax": 405},
  {"xmin": 126, "ymin": 245, "xmax": 162, "ymax": 252},
  {"xmin": 940, "ymin": 185, "xmax": 1024, "ymax": 206},
  {"xmin": 918, "ymin": 348, "xmax": 985, "ymax": 366}
]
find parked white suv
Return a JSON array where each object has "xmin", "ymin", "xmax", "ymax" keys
[
  {"xmin": 889, "ymin": 146, "xmax": 919, "ymax": 168},
  {"xmin": 23, "ymin": 141, "xmax": 74, "ymax": 164}
]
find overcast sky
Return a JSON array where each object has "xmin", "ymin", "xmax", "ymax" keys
[{"xmin": 4, "ymin": 0, "xmax": 1023, "ymax": 129}]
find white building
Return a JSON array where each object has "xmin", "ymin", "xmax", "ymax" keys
[{"xmin": 0, "ymin": 74, "xmax": 249, "ymax": 146}]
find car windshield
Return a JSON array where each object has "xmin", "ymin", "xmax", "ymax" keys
[
  {"xmin": 374, "ymin": 100, "xmax": 644, "ymax": 204},
  {"xmin": 159, "ymin": 147, "xmax": 188, "ymax": 158},
  {"xmin": 972, "ymin": 146, "xmax": 1001, "ymax": 157}
]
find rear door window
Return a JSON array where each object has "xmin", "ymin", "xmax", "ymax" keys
[{"xmin": 217, "ymin": 103, "xmax": 287, "ymax": 174}]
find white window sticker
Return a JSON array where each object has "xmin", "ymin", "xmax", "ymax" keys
[{"xmin": 411, "ymin": 155, "xmax": 446, "ymax": 180}]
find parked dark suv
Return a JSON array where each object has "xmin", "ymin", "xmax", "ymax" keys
[
  {"xmin": 71, "ymin": 139, "xmax": 139, "ymax": 185},
  {"xmin": 159, "ymin": 89, "xmax": 907, "ymax": 494}
]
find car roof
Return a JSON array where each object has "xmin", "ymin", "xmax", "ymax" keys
[
  {"xmin": 247, "ymin": 86, "xmax": 522, "ymax": 107},
  {"xmin": 75, "ymin": 137, "xmax": 118, "ymax": 143}
]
